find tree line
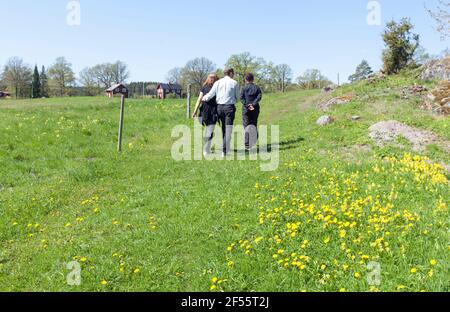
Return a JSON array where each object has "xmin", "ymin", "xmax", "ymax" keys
[{"xmin": 165, "ymin": 53, "xmax": 334, "ymax": 96}]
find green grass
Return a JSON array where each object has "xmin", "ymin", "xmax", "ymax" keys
[{"xmin": 0, "ymin": 75, "xmax": 448, "ymax": 292}]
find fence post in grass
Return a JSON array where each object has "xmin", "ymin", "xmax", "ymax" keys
[
  {"xmin": 186, "ymin": 84, "xmax": 192, "ymax": 119},
  {"xmin": 118, "ymin": 94, "xmax": 125, "ymax": 152}
]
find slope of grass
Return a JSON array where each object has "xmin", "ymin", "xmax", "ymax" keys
[{"xmin": 0, "ymin": 76, "xmax": 448, "ymax": 292}]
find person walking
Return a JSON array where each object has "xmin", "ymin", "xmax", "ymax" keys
[
  {"xmin": 192, "ymin": 73, "xmax": 219, "ymax": 156},
  {"xmin": 201, "ymin": 68, "xmax": 239, "ymax": 157},
  {"xmin": 240, "ymin": 73, "xmax": 262, "ymax": 150}
]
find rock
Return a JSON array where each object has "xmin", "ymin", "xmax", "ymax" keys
[
  {"xmin": 318, "ymin": 95, "xmax": 353, "ymax": 111},
  {"xmin": 422, "ymin": 81, "xmax": 450, "ymax": 115},
  {"xmin": 369, "ymin": 120, "xmax": 439, "ymax": 151},
  {"xmin": 367, "ymin": 71, "xmax": 386, "ymax": 84},
  {"xmin": 421, "ymin": 57, "xmax": 450, "ymax": 81},
  {"xmin": 400, "ymin": 85, "xmax": 428, "ymax": 99},
  {"xmin": 323, "ymin": 84, "xmax": 338, "ymax": 93},
  {"xmin": 316, "ymin": 115, "xmax": 334, "ymax": 126},
  {"xmin": 351, "ymin": 116, "xmax": 361, "ymax": 121}
]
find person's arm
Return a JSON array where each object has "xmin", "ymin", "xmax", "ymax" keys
[
  {"xmin": 240, "ymin": 87, "xmax": 247, "ymax": 106},
  {"xmin": 192, "ymin": 92, "xmax": 204, "ymax": 118},
  {"xmin": 234, "ymin": 83, "xmax": 240, "ymax": 105},
  {"xmin": 202, "ymin": 81, "xmax": 218, "ymax": 102},
  {"xmin": 254, "ymin": 87, "xmax": 262, "ymax": 106}
]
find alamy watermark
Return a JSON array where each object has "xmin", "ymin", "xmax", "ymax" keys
[
  {"xmin": 67, "ymin": 1, "xmax": 81, "ymax": 26},
  {"xmin": 66, "ymin": 261, "xmax": 81, "ymax": 286},
  {"xmin": 171, "ymin": 121, "xmax": 280, "ymax": 172},
  {"xmin": 366, "ymin": 261, "xmax": 382, "ymax": 286}
]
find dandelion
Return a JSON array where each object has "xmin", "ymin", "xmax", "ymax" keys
[
  {"xmin": 430, "ymin": 259, "xmax": 437, "ymax": 266},
  {"xmin": 410, "ymin": 268, "xmax": 418, "ymax": 274},
  {"xmin": 101, "ymin": 280, "xmax": 108, "ymax": 286},
  {"xmin": 133, "ymin": 268, "xmax": 140, "ymax": 274}
]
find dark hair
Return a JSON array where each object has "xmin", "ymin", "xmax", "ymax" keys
[
  {"xmin": 245, "ymin": 73, "xmax": 254, "ymax": 82},
  {"xmin": 224, "ymin": 68, "xmax": 234, "ymax": 76}
]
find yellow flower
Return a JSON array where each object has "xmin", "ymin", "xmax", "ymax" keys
[
  {"xmin": 320, "ymin": 264, "xmax": 327, "ymax": 270},
  {"xmin": 210, "ymin": 285, "xmax": 217, "ymax": 290},
  {"xmin": 397, "ymin": 285, "xmax": 406, "ymax": 290},
  {"xmin": 410, "ymin": 268, "xmax": 417, "ymax": 274},
  {"xmin": 101, "ymin": 280, "xmax": 108, "ymax": 285},
  {"xmin": 80, "ymin": 257, "xmax": 87, "ymax": 262},
  {"xmin": 430, "ymin": 259, "xmax": 437, "ymax": 266},
  {"xmin": 354, "ymin": 272, "xmax": 361, "ymax": 278},
  {"xmin": 339, "ymin": 288, "xmax": 346, "ymax": 292},
  {"xmin": 133, "ymin": 268, "xmax": 140, "ymax": 274},
  {"xmin": 211, "ymin": 277, "xmax": 218, "ymax": 284}
]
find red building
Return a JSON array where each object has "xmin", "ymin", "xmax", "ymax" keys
[
  {"xmin": 0, "ymin": 91, "xmax": 11, "ymax": 98},
  {"xmin": 156, "ymin": 83, "xmax": 182, "ymax": 99},
  {"xmin": 105, "ymin": 84, "xmax": 129, "ymax": 98}
]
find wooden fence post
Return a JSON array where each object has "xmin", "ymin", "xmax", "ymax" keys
[
  {"xmin": 186, "ymin": 84, "xmax": 192, "ymax": 119},
  {"xmin": 118, "ymin": 94, "xmax": 125, "ymax": 152}
]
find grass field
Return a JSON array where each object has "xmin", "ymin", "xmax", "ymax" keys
[{"xmin": 0, "ymin": 73, "xmax": 448, "ymax": 292}]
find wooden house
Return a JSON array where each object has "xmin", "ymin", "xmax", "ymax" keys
[
  {"xmin": 156, "ymin": 83, "xmax": 182, "ymax": 99},
  {"xmin": 106, "ymin": 83, "xmax": 129, "ymax": 98}
]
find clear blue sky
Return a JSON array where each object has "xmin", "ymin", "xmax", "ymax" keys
[{"xmin": 1, "ymin": 0, "xmax": 448, "ymax": 83}]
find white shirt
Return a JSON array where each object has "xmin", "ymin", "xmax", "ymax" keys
[{"xmin": 202, "ymin": 76, "xmax": 240, "ymax": 105}]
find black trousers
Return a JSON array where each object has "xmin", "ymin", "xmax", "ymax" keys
[
  {"xmin": 217, "ymin": 105, "xmax": 236, "ymax": 154},
  {"xmin": 243, "ymin": 105, "xmax": 260, "ymax": 149}
]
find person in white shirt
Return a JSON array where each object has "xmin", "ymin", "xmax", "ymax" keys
[{"xmin": 202, "ymin": 68, "xmax": 240, "ymax": 156}]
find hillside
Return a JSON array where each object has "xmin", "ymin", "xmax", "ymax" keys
[{"xmin": 0, "ymin": 72, "xmax": 448, "ymax": 292}]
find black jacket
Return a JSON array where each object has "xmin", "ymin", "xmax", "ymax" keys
[{"xmin": 240, "ymin": 83, "xmax": 262, "ymax": 108}]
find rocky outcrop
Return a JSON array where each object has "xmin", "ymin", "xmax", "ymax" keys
[
  {"xmin": 422, "ymin": 81, "xmax": 450, "ymax": 115},
  {"xmin": 369, "ymin": 121, "xmax": 439, "ymax": 152},
  {"xmin": 316, "ymin": 115, "xmax": 334, "ymax": 126},
  {"xmin": 421, "ymin": 57, "xmax": 450, "ymax": 81},
  {"xmin": 318, "ymin": 96, "xmax": 353, "ymax": 111}
]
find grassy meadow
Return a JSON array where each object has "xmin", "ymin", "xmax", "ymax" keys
[{"xmin": 0, "ymin": 73, "xmax": 449, "ymax": 292}]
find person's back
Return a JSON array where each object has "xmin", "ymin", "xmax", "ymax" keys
[
  {"xmin": 205, "ymin": 75, "xmax": 239, "ymax": 105},
  {"xmin": 202, "ymin": 69, "xmax": 240, "ymax": 156}
]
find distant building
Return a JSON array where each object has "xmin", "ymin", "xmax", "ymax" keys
[
  {"xmin": 0, "ymin": 91, "xmax": 11, "ymax": 99},
  {"xmin": 105, "ymin": 83, "xmax": 129, "ymax": 98},
  {"xmin": 156, "ymin": 83, "xmax": 182, "ymax": 99}
]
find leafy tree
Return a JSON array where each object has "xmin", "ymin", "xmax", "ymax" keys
[
  {"xmin": 272, "ymin": 64, "xmax": 293, "ymax": 92},
  {"xmin": 382, "ymin": 18, "xmax": 420, "ymax": 75},
  {"xmin": 1, "ymin": 57, "xmax": 32, "ymax": 98},
  {"xmin": 166, "ymin": 67, "xmax": 183, "ymax": 85},
  {"xmin": 32, "ymin": 65, "xmax": 41, "ymax": 98},
  {"xmin": 224, "ymin": 52, "xmax": 265, "ymax": 86},
  {"xmin": 181, "ymin": 57, "xmax": 216, "ymax": 93},
  {"xmin": 79, "ymin": 67, "xmax": 101, "ymax": 96},
  {"xmin": 48, "ymin": 57, "xmax": 75, "ymax": 97},
  {"xmin": 296, "ymin": 69, "xmax": 331, "ymax": 89},
  {"xmin": 40, "ymin": 66, "xmax": 49, "ymax": 98},
  {"xmin": 348, "ymin": 60, "xmax": 373, "ymax": 83},
  {"xmin": 426, "ymin": 0, "xmax": 450, "ymax": 40},
  {"xmin": 111, "ymin": 61, "xmax": 130, "ymax": 84}
]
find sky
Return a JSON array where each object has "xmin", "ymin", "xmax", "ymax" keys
[{"xmin": 0, "ymin": 0, "xmax": 448, "ymax": 83}]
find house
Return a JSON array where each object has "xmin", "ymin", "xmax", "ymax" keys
[
  {"xmin": 0, "ymin": 91, "xmax": 11, "ymax": 99},
  {"xmin": 156, "ymin": 83, "xmax": 182, "ymax": 99},
  {"xmin": 105, "ymin": 83, "xmax": 129, "ymax": 98}
]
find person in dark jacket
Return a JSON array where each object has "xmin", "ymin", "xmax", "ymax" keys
[
  {"xmin": 240, "ymin": 73, "xmax": 262, "ymax": 150},
  {"xmin": 192, "ymin": 73, "xmax": 219, "ymax": 155}
]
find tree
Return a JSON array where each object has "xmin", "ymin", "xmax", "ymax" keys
[
  {"xmin": 79, "ymin": 67, "xmax": 100, "ymax": 96},
  {"xmin": 272, "ymin": 64, "xmax": 293, "ymax": 92},
  {"xmin": 111, "ymin": 61, "xmax": 130, "ymax": 84},
  {"xmin": 1, "ymin": 57, "xmax": 32, "ymax": 98},
  {"xmin": 296, "ymin": 69, "xmax": 331, "ymax": 89},
  {"xmin": 40, "ymin": 66, "xmax": 49, "ymax": 98},
  {"xmin": 166, "ymin": 67, "xmax": 183, "ymax": 85},
  {"xmin": 348, "ymin": 60, "xmax": 373, "ymax": 83},
  {"xmin": 181, "ymin": 57, "xmax": 216, "ymax": 90},
  {"xmin": 32, "ymin": 65, "xmax": 41, "ymax": 98},
  {"xmin": 48, "ymin": 57, "xmax": 75, "ymax": 97},
  {"xmin": 382, "ymin": 18, "xmax": 420, "ymax": 75},
  {"xmin": 225, "ymin": 52, "xmax": 265, "ymax": 86},
  {"xmin": 426, "ymin": 0, "xmax": 450, "ymax": 40},
  {"xmin": 413, "ymin": 45, "xmax": 432, "ymax": 65}
]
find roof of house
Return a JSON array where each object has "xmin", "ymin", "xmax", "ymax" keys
[
  {"xmin": 157, "ymin": 83, "xmax": 182, "ymax": 91},
  {"xmin": 106, "ymin": 83, "xmax": 128, "ymax": 92}
]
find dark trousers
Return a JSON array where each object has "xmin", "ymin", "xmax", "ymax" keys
[
  {"xmin": 217, "ymin": 105, "xmax": 236, "ymax": 154},
  {"xmin": 243, "ymin": 105, "xmax": 260, "ymax": 149}
]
